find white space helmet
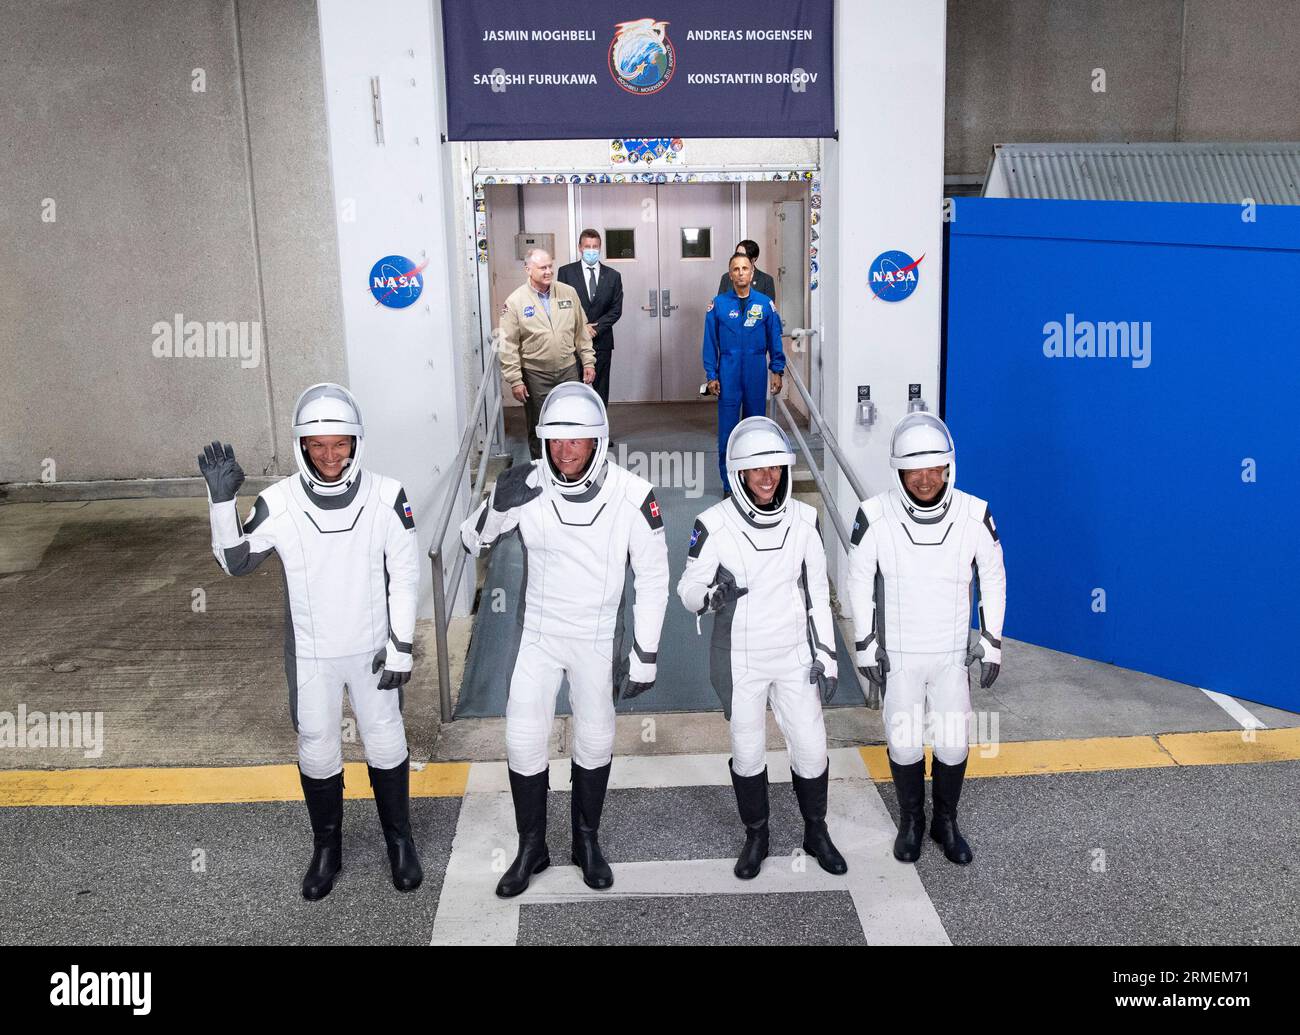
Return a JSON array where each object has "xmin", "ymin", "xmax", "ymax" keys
[
  {"xmin": 726, "ymin": 416, "xmax": 795, "ymax": 525},
  {"xmin": 889, "ymin": 411, "xmax": 955, "ymax": 518},
  {"xmin": 292, "ymin": 382, "xmax": 364, "ymax": 496},
  {"xmin": 536, "ymin": 382, "xmax": 609, "ymax": 497}
]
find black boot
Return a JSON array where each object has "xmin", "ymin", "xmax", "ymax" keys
[
  {"xmin": 570, "ymin": 760, "xmax": 614, "ymax": 890},
  {"xmin": 791, "ymin": 764, "xmax": 848, "ymax": 875},
  {"xmin": 930, "ymin": 757, "xmax": 974, "ymax": 864},
  {"xmin": 888, "ymin": 757, "xmax": 926, "ymax": 863},
  {"xmin": 299, "ymin": 769, "xmax": 343, "ymax": 901},
  {"xmin": 729, "ymin": 759, "xmax": 770, "ymax": 880},
  {"xmin": 496, "ymin": 767, "xmax": 551, "ymax": 898},
  {"xmin": 368, "ymin": 755, "xmax": 423, "ymax": 892}
]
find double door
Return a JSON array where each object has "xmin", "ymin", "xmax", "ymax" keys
[{"xmin": 577, "ymin": 183, "xmax": 736, "ymax": 402}]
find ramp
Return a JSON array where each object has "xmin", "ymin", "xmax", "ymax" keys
[{"xmin": 454, "ymin": 403, "xmax": 863, "ymax": 717}]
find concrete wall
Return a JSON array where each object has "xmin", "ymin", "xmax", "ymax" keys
[
  {"xmin": 0, "ymin": 0, "xmax": 344, "ymax": 486},
  {"xmin": 1178, "ymin": 0, "xmax": 1300, "ymax": 140},
  {"xmin": 945, "ymin": 0, "xmax": 1300, "ymax": 177},
  {"xmin": 238, "ymin": 0, "xmax": 349, "ymax": 466}
]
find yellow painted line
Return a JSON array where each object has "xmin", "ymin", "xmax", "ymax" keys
[
  {"xmin": 1158, "ymin": 727, "xmax": 1300, "ymax": 767},
  {"xmin": 0, "ymin": 761, "xmax": 470, "ymax": 808},
  {"xmin": 7, "ymin": 729, "xmax": 1299, "ymax": 805},
  {"xmin": 859, "ymin": 727, "xmax": 1300, "ymax": 781}
]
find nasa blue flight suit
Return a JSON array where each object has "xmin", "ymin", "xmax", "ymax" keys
[{"xmin": 702, "ymin": 289, "xmax": 785, "ymax": 488}]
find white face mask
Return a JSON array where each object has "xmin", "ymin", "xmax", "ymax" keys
[{"xmin": 582, "ymin": 248, "xmax": 600, "ymax": 265}]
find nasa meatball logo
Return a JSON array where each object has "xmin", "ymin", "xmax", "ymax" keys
[
  {"xmin": 609, "ymin": 19, "xmax": 675, "ymax": 95},
  {"xmin": 868, "ymin": 250, "xmax": 925, "ymax": 303},
  {"xmin": 369, "ymin": 255, "xmax": 425, "ymax": 309}
]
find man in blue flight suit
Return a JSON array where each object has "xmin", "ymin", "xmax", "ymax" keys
[{"xmin": 703, "ymin": 252, "xmax": 786, "ymax": 493}]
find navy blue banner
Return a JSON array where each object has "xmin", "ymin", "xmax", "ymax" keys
[{"xmin": 441, "ymin": 1, "xmax": 834, "ymax": 141}]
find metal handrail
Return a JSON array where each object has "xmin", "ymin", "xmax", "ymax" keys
[
  {"xmin": 428, "ymin": 356, "xmax": 506, "ymax": 722},
  {"xmin": 780, "ymin": 330, "xmax": 868, "ymax": 505},
  {"xmin": 776, "ymin": 395, "xmax": 854, "ymax": 551},
  {"xmin": 774, "ymin": 329, "xmax": 880, "ymax": 708}
]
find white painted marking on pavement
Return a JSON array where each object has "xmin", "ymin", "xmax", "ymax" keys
[
  {"xmin": 520, "ymin": 856, "xmax": 850, "ymax": 902},
  {"xmin": 464, "ymin": 747, "xmax": 868, "ymax": 793},
  {"xmin": 430, "ymin": 790, "xmax": 522, "ymax": 946},
  {"xmin": 832, "ymin": 769, "xmax": 950, "ymax": 945},
  {"xmin": 1200, "ymin": 688, "xmax": 1266, "ymax": 731},
  {"xmin": 432, "ymin": 750, "xmax": 949, "ymax": 946}
]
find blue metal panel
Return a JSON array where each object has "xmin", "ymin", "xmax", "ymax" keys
[{"xmin": 946, "ymin": 198, "xmax": 1300, "ymax": 712}]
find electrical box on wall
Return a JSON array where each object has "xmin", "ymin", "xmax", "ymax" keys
[{"xmin": 514, "ymin": 232, "xmax": 554, "ymax": 261}]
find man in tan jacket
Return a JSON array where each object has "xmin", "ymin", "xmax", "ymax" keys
[{"xmin": 499, "ymin": 248, "xmax": 597, "ymax": 459}]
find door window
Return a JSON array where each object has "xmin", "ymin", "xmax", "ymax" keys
[
  {"xmin": 605, "ymin": 228, "xmax": 636, "ymax": 259},
  {"xmin": 680, "ymin": 227, "xmax": 711, "ymax": 259}
]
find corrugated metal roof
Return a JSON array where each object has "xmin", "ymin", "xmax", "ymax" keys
[{"xmin": 982, "ymin": 142, "xmax": 1300, "ymax": 204}]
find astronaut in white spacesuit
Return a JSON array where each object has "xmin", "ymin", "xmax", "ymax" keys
[
  {"xmin": 847, "ymin": 412, "xmax": 1005, "ymax": 865},
  {"xmin": 677, "ymin": 417, "xmax": 847, "ymax": 880},
  {"xmin": 198, "ymin": 383, "xmax": 423, "ymax": 900},
  {"xmin": 460, "ymin": 383, "xmax": 669, "ymax": 897}
]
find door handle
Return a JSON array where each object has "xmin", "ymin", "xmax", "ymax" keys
[
  {"xmin": 661, "ymin": 289, "xmax": 679, "ymax": 317},
  {"xmin": 641, "ymin": 289, "xmax": 659, "ymax": 317}
]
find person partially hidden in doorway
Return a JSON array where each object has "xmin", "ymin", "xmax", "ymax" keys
[
  {"xmin": 558, "ymin": 229, "xmax": 623, "ymax": 409},
  {"xmin": 717, "ymin": 239, "xmax": 776, "ymax": 300}
]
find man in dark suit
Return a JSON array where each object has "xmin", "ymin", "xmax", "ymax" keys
[
  {"xmin": 558, "ymin": 229, "xmax": 624, "ymax": 406},
  {"xmin": 717, "ymin": 239, "xmax": 776, "ymax": 301}
]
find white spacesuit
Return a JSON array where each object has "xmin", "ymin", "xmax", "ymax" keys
[
  {"xmin": 460, "ymin": 382, "xmax": 669, "ymax": 896},
  {"xmin": 677, "ymin": 417, "xmax": 847, "ymax": 880},
  {"xmin": 200, "ymin": 382, "xmax": 422, "ymax": 900},
  {"xmin": 847, "ymin": 411, "xmax": 1005, "ymax": 865}
]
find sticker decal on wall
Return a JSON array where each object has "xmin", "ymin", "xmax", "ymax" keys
[
  {"xmin": 369, "ymin": 255, "xmax": 426, "ymax": 309},
  {"xmin": 868, "ymin": 250, "xmax": 924, "ymax": 303}
]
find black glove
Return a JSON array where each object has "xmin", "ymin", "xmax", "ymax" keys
[
  {"xmin": 857, "ymin": 644, "xmax": 890, "ymax": 690},
  {"xmin": 197, "ymin": 441, "xmax": 245, "ymax": 503},
  {"xmin": 492, "ymin": 463, "xmax": 541, "ymax": 512},
  {"xmin": 371, "ymin": 650, "xmax": 412, "ymax": 691},
  {"xmin": 809, "ymin": 659, "xmax": 838, "ymax": 705},
  {"xmin": 704, "ymin": 566, "xmax": 749, "ymax": 613},
  {"xmin": 965, "ymin": 636, "xmax": 1001, "ymax": 688},
  {"xmin": 618, "ymin": 675, "xmax": 655, "ymax": 700},
  {"xmin": 612, "ymin": 655, "xmax": 655, "ymax": 702}
]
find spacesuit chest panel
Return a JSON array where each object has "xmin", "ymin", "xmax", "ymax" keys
[
  {"xmin": 544, "ymin": 469, "xmax": 615, "ymax": 527},
  {"xmin": 287, "ymin": 473, "xmax": 372, "ymax": 535},
  {"xmin": 715, "ymin": 508, "xmax": 805, "ymax": 648},
  {"xmin": 877, "ymin": 491, "xmax": 978, "ymax": 653},
  {"xmin": 517, "ymin": 470, "xmax": 632, "ymax": 638},
  {"xmin": 278, "ymin": 471, "xmax": 387, "ymax": 658}
]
